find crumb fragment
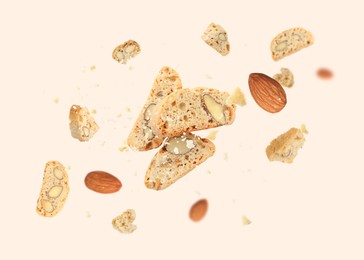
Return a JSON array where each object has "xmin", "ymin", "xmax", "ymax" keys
[
  {"xmin": 226, "ymin": 87, "xmax": 246, "ymax": 106},
  {"xmin": 273, "ymin": 68, "xmax": 294, "ymax": 87},
  {"xmin": 53, "ymin": 98, "xmax": 59, "ymax": 104},
  {"xmin": 112, "ymin": 209, "xmax": 137, "ymax": 234},
  {"xmin": 86, "ymin": 211, "xmax": 91, "ymax": 218},
  {"xmin": 241, "ymin": 215, "xmax": 251, "ymax": 225},
  {"xmin": 300, "ymin": 124, "xmax": 309, "ymax": 134},
  {"xmin": 223, "ymin": 152, "xmax": 228, "ymax": 161},
  {"xmin": 119, "ymin": 146, "xmax": 129, "ymax": 152},
  {"xmin": 91, "ymin": 109, "xmax": 97, "ymax": 114},
  {"xmin": 126, "ymin": 107, "xmax": 131, "ymax": 113},
  {"xmin": 266, "ymin": 127, "xmax": 305, "ymax": 163},
  {"xmin": 117, "ymin": 113, "xmax": 122, "ymax": 118},
  {"xmin": 90, "ymin": 65, "xmax": 96, "ymax": 71},
  {"xmin": 207, "ymin": 130, "xmax": 218, "ymax": 140}
]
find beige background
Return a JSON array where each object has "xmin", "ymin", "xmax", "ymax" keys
[{"xmin": 1, "ymin": 0, "xmax": 364, "ymax": 259}]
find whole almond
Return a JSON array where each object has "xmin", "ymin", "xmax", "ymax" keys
[
  {"xmin": 84, "ymin": 171, "xmax": 122, "ymax": 194},
  {"xmin": 189, "ymin": 199, "xmax": 208, "ymax": 222},
  {"xmin": 248, "ymin": 73, "xmax": 287, "ymax": 113}
]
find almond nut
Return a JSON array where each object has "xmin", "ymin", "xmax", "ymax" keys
[
  {"xmin": 41, "ymin": 199, "xmax": 54, "ymax": 213},
  {"xmin": 53, "ymin": 167, "xmax": 64, "ymax": 180},
  {"xmin": 48, "ymin": 186, "xmax": 63, "ymax": 198},
  {"xmin": 165, "ymin": 136, "xmax": 196, "ymax": 155},
  {"xmin": 248, "ymin": 73, "xmax": 287, "ymax": 113},
  {"xmin": 203, "ymin": 94, "xmax": 226, "ymax": 124},
  {"xmin": 189, "ymin": 198, "xmax": 208, "ymax": 222},
  {"xmin": 144, "ymin": 103, "xmax": 156, "ymax": 121},
  {"xmin": 84, "ymin": 171, "xmax": 122, "ymax": 194},
  {"xmin": 317, "ymin": 68, "xmax": 333, "ymax": 79}
]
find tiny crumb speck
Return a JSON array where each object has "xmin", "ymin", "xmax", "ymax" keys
[
  {"xmin": 90, "ymin": 65, "xmax": 96, "ymax": 71},
  {"xmin": 300, "ymin": 124, "xmax": 309, "ymax": 134},
  {"xmin": 207, "ymin": 130, "xmax": 218, "ymax": 140},
  {"xmin": 91, "ymin": 109, "xmax": 97, "ymax": 114},
  {"xmin": 241, "ymin": 215, "xmax": 251, "ymax": 225},
  {"xmin": 119, "ymin": 146, "xmax": 128, "ymax": 152},
  {"xmin": 205, "ymin": 74, "xmax": 213, "ymax": 79},
  {"xmin": 86, "ymin": 211, "xmax": 91, "ymax": 218},
  {"xmin": 128, "ymin": 66, "xmax": 134, "ymax": 71},
  {"xmin": 126, "ymin": 107, "xmax": 131, "ymax": 113},
  {"xmin": 117, "ymin": 113, "xmax": 122, "ymax": 118},
  {"xmin": 223, "ymin": 152, "xmax": 228, "ymax": 161},
  {"xmin": 207, "ymin": 170, "xmax": 212, "ymax": 174},
  {"xmin": 53, "ymin": 98, "xmax": 59, "ymax": 104}
]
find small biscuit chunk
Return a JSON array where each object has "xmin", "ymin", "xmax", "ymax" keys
[
  {"xmin": 266, "ymin": 127, "xmax": 305, "ymax": 163},
  {"xmin": 270, "ymin": 27, "xmax": 314, "ymax": 61},
  {"xmin": 112, "ymin": 209, "xmax": 137, "ymax": 234},
  {"xmin": 127, "ymin": 66, "xmax": 183, "ymax": 151},
  {"xmin": 201, "ymin": 23, "xmax": 230, "ymax": 56},
  {"xmin": 145, "ymin": 133, "xmax": 215, "ymax": 190},
  {"xmin": 273, "ymin": 68, "xmax": 294, "ymax": 88},
  {"xmin": 112, "ymin": 40, "xmax": 141, "ymax": 64},
  {"xmin": 69, "ymin": 105, "xmax": 99, "ymax": 142},
  {"xmin": 36, "ymin": 161, "xmax": 70, "ymax": 217},
  {"xmin": 226, "ymin": 87, "xmax": 246, "ymax": 106},
  {"xmin": 150, "ymin": 87, "xmax": 236, "ymax": 138}
]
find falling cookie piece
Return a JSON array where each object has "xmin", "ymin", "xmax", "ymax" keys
[
  {"xmin": 270, "ymin": 27, "xmax": 314, "ymax": 61},
  {"xmin": 36, "ymin": 161, "xmax": 70, "ymax": 217},
  {"xmin": 226, "ymin": 87, "xmax": 246, "ymax": 106},
  {"xmin": 127, "ymin": 66, "xmax": 183, "ymax": 151},
  {"xmin": 273, "ymin": 68, "xmax": 294, "ymax": 88},
  {"xmin": 112, "ymin": 40, "xmax": 141, "ymax": 64},
  {"xmin": 201, "ymin": 23, "xmax": 230, "ymax": 56},
  {"xmin": 144, "ymin": 133, "xmax": 215, "ymax": 190},
  {"xmin": 241, "ymin": 215, "xmax": 252, "ymax": 225},
  {"xmin": 112, "ymin": 209, "xmax": 137, "ymax": 234},
  {"xmin": 266, "ymin": 127, "xmax": 305, "ymax": 163},
  {"xmin": 69, "ymin": 105, "xmax": 99, "ymax": 142}
]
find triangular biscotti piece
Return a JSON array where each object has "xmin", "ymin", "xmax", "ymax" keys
[
  {"xmin": 145, "ymin": 133, "xmax": 215, "ymax": 190},
  {"xmin": 127, "ymin": 66, "xmax": 183, "ymax": 151},
  {"xmin": 150, "ymin": 87, "xmax": 236, "ymax": 138}
]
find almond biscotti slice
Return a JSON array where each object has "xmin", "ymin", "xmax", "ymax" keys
[
  {"xmin": 36, "ymin": 161, "xmax": 69, "ymax": 217},
  {"xmin": 150, "ymin": 87, "xmax": 236, "ymax": 138},
  {"xmin": 201, "ymin": 23, "xmax": 230, "ymax": 56},
  {"xmin": 266, "ymin": 127, "xmax": 305, "ymax": 163},
  {"xmin": 270, "ymin": 27, "xmax": 314, "ymax": 61},
  {"xmin": 69, "ymin": 105, "xmax": 99, "ymax": 142},
  {"xmin": 145, "ymin": 133, "xmax": 215, "ymax": 190},
  {"xmin": 112, "ymin": 40, "xmax": 141, "ymax": 64},
  {"xmin": 127, "ymin": 66, "xmax": 183, "ymax": 151}
]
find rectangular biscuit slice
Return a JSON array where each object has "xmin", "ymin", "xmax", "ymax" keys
[{"xmin": 36, "ymin": 161, "xmax": 69, "ymax": 217}]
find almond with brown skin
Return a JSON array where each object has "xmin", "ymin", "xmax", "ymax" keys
[
  {"xmin": 85, "ymin": 171, "xmax": 122, "ymax": 194},
  {"xmin": 189, "ymin": 199, "xmax": 208, "ymax": 222},
  {"xmin": 248, "ymin": 73, "xmax": 287, "ymax": 113}
]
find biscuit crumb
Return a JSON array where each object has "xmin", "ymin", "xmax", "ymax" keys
[
  {"xmin": 53, "ymin": 98, "xmax": 59, "ymax": 104},
  {"xmin": 119, "ymin": 146, "xmax": 129, "ymax": 152},
  {"xmin": 241, "ymin": 215, "xmax": 251, "ymax": 225},
  {"xmin": 117, "ymin": 113, "xmax": 122, "ymax": 118},
  {"xmin": 300, "ymin": 124, "xmax": 309, "ymax": 134},
  {"xmin": 207, "ymin": 130, "xmax": 218, "ymax": 140},
  {"xmin": 112, "ymin": 209, "xmax": 137, "ymax": 234},
  {"xmin": 226, "ymin": 87, "xmax": 246, "ymax": 106},
  {"xmin": 90, "ymin": 65, "xmax": 96, "ymax": 71},
  {"xmin": 91, "ymin": 109, "xmax": 97, "ymax": 114},
  {"xmin": 273, "ymin": 68, "xmax": 294, "ymax": 88},
  {"xmin": 126, "ymin": 107, "xmax": 131, "ymax": 113}
]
